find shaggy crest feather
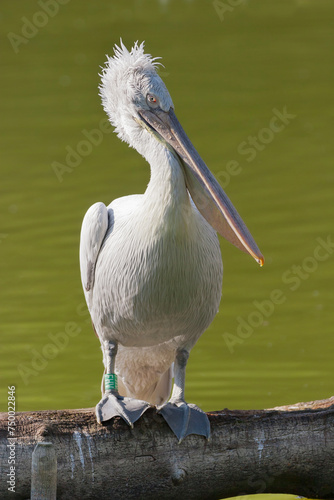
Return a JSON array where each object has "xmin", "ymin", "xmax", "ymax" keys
[{"xmin": 99, "ymin": 40, "xmax": 164, "ymax": 143}]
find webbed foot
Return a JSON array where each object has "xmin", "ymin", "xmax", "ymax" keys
[
  {"xmin": 96, "ymin": 392, "xmax": 150, "ymax": 427},
  {"xmin": 158, "ymin": 400, "xmax": 210, "ymax": 442}
]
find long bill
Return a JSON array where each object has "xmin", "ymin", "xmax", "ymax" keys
[{"xmin": 138, "ymin": 107, "xmax": 264, "ymax": 266}]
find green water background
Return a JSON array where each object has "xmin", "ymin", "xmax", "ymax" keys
[{"xmin": 1, "ymin": 0, "xmax": 333, "ymax": 495}]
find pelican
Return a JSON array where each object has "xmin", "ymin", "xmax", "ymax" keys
[{"xmin": 80, "ymin": 41, "xmax": 263, "ymax": 442}]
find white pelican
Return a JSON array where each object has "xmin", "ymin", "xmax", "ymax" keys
[{"xmin": 80, "ymin": 41, "xmax": 263, "ymax": 441}]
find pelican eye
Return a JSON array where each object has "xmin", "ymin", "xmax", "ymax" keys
[{"xmin": 146, "ymin": 93, "xmax": 159, "ymax": 109}]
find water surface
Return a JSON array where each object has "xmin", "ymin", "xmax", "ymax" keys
[{"xmin": 1, "ymin": 1, "xmax": 333, "ymax": 496}]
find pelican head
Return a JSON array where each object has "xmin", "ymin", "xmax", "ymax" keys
[
  {"xmin": 100, "ymin": 41, "xmax": 172, "ymax": 147},
  {"xmin": 100, "ymin": 41, "xmax": 264, "ymax": 265}
]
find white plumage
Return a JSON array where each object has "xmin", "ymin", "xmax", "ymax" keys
[{"xmin": 80, "ymin": 41, "xmax": 263, "ymax": 440}]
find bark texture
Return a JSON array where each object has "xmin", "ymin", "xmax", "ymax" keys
[{"xmin": 0, "ymin": 397, "xmax": 334, "ymax": 500}]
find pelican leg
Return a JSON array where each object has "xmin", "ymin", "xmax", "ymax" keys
[
  {"xmin": 158, "ymin": 348, "xmax": 210, "ymax": 442},
  {"xmin": 96, "ymin": 340, "xmax": 150, "ymax": 427}
]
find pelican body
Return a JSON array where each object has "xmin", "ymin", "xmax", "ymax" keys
[{"xmin": 80, "ymin": 42, "xmax": 263, "ymax": 441}]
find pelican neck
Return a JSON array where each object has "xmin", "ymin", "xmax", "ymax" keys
[{"xmin": 143, "ymin": 142, "xmax": 190, "ymax": 210}]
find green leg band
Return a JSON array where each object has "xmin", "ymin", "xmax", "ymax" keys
[{"xmin": 105, "ymin": 373, "xmax": 118, "ymax": 391}]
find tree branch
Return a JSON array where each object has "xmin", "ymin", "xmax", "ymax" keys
[{"xmin": 1, "ymin": 397, "xmax": 334, "ymax": 500}]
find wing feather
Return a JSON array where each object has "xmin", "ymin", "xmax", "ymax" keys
[{"xmin": 79, "ymin": 202, "xmax": 109, "ymax": 292}]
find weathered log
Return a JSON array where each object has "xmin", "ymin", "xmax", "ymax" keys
[
  {"xmin": 31, "ymin": 442, "xmax": 57, "ymax": 500},
  {"xmin": 0, "ymin": 397, "xmax": 334, "ymax": 500}
]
